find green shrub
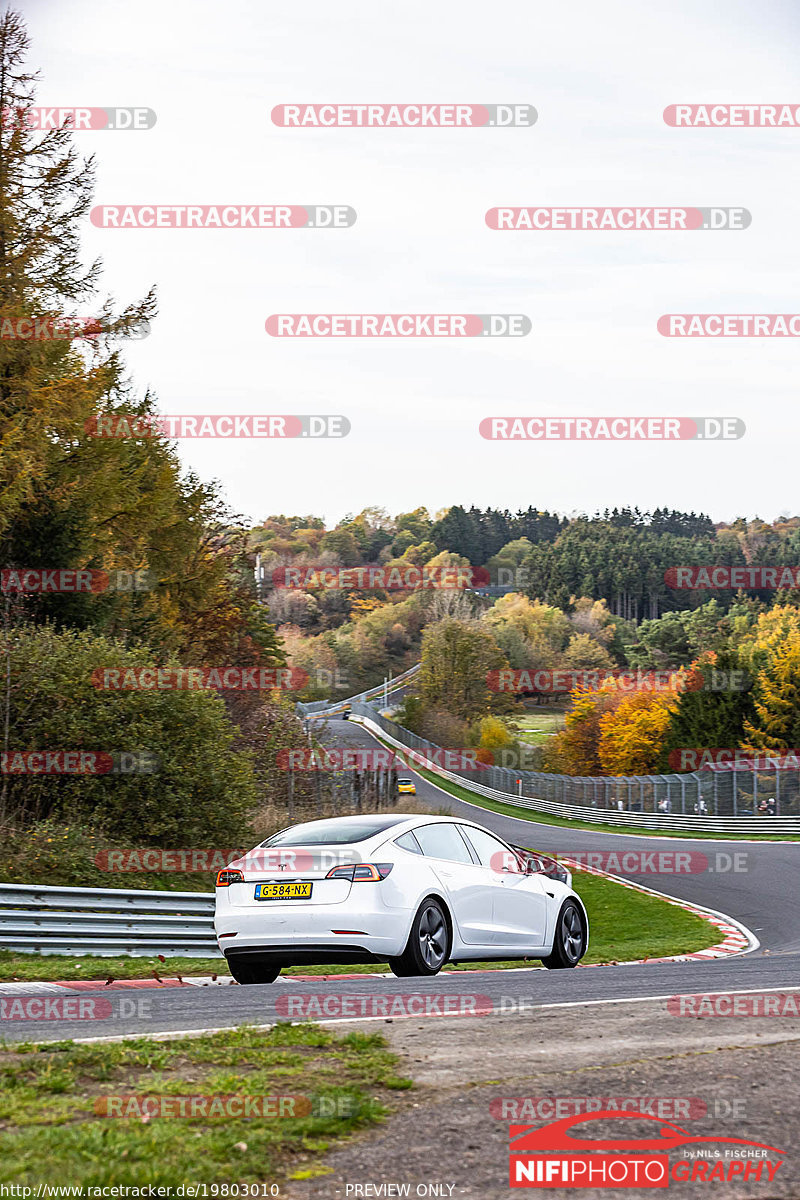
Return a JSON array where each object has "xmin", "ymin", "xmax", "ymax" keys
[{"xmin": 0, "ymin": 625, "xmax": 258, "ymax": 844}]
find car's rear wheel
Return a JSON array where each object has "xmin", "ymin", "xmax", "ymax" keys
[
  {"xmin": 389, "ymin": 898, "xmax": 449, "ymax": 977},
  {"xmin": 227, "ymin": 960, "xmax": 283, "ymax": 984},
  {"xmin": 541, "ymin": 900, "xmax": 585, "ymax": 969}
]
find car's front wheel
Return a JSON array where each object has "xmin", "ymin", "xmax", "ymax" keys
[
  {"xmin": 227, "ymin": 960, "xmax": 283, "ymax": 984},
  {"xmin": 389, "ymin": 898, "xmax": 450, "ymax": 977},
  {"xmin": 541, "ymin": 900, "xmax": 586, "ymax": 969}
]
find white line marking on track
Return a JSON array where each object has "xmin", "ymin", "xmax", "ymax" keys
[{"xmin": 20, "ymin": 985, "xmax": 800, "ymax": 1046}]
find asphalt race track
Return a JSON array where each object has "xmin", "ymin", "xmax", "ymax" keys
[
  {"xmin": 322, "ymin": 714, "xmax": 800, "ymax": 956},
  {"xmin": 0, "ymin": 956, "xmax": 798, "ymax": 1045},
  {"xmin": 3, "ymin": 714, "xmax": 800, "ymax": 1197},
  {"xmin": 2, "ymin": 712, "xmax": 798, "ymax": 1047}
]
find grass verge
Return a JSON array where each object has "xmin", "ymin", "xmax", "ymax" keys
[
  {"xmin": 0, "ymin": 1024, "xmax": 410, "ymax": 1187},
  {"xmin": 0, "ymin": 952, "xmax": 227, "ymax": 983}
]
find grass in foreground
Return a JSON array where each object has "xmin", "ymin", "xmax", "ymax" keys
[
  {"xmin": 0, "ymin": 1024, "xmax": 410, "ymax": 1187},
  {"xmin": 0, "ymin": 858, "xmax": 719, "ymax": 983}
]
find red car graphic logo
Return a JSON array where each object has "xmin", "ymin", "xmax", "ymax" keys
[{"xmin": 510, "ymin": 1111, "xmax": 784, "ymax": 1155}]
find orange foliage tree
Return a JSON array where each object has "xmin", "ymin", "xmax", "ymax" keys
[{"xmin": 597, "ymin": 690, "xmax": 679, "ymax": 775}]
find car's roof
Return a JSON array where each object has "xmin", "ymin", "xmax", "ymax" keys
[
  {"xmin": 374, "ymin": 814, "xmax": 514, "ymax": 847},
  {"xmin": 309, "ymin": 813, "xmax": 499, "ymax": 827},
  {"xmin": 380, "ymin": 813, "xmax": 510, "ymax": 838},
  {"xmin": 257, "ymin": 813, "xmax": 511, "ymax": 850}
]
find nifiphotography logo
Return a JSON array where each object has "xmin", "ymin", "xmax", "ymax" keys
[{"xmin": 508, "ymin": 1111, "xmax": 785, "ymax": 1188}]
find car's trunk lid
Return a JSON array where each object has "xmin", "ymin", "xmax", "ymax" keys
[{"xmin": 225, "ymin": 844, "xmax": 367, "ymax": 907}]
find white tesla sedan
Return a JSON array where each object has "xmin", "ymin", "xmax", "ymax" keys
[{"xmin": 215, "ymin": 814, "xmax": 588, "ymax": 983}]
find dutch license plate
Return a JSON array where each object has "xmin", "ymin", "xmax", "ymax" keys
[{"xmin": 254, "ymin": 881, "xmax": 313, "ymax": 901}]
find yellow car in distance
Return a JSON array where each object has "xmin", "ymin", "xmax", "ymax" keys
[{"xmin": 397, "ymin": 777, "xmax": 416, "ymax": 796}]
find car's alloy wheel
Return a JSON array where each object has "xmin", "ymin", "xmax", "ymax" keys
[
  {"xmin": 541, "ymin": 900, "xmax": 585, "ymax": 969},
  {"xmin": 227, "ymin": 960, "xmax": 283, "ymax": 984},
  {"xmin": 389, "ymin": 898, "xmax": 449, "ymax": 977}
]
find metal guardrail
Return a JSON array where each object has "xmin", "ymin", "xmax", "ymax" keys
[
  {"xmin": 295, "ymin": 699, "xmax": 329, "ymax": 716},
  {"xmin": 300, "ymin": 664, "xmax": 799, "ymax": 823},
  {"xmin": 294, "ymin": 659, "xmax": 800, "ymax": 831},
  {"xmin": 296, "ymin": 663, "xmax": 420, "ymax": 718},
  {"xmin": 353, "ymin": 707, "xmax": 800, "ymax": 834},
  {"xmin": 0, "ymin": 883, "xmax": 220, "ymax": 957}
]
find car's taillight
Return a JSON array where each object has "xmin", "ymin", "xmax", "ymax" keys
[
  {"xmin": 216, "ymin": 869, "xmax": 244, "ymax": 886},
  {"xmin": 325, "ymin": 863, "xmax": 393, "ymax": 881}
]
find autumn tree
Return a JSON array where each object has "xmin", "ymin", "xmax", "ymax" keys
[
  {"xmin": 597, "ymin": 690, "xmax": 678, "ymax": 776},
  {"xmin": 420, "ymin": 617, "xmax": 511, "ymax": 721},
  {"xmin": 562, "ymin": 632, "xmax": 615, "ymax": 670},
  {"xmin": 543, "ymin": 687, "xmax": 623, "ymax": 775},
  {"xmin": 470, "ymin": 714, "xmax": 519, "ymax": 765},
  {"xmin": 0, "ymin": 10, "xmax": 284, "ymax": 671},
  {"xmin": 484, "ymin": 593, "xmax": 571, "ymax": 670},
  {"xmin": 0, "ymin": 10, "xmax": 156, "ymax": 538}
]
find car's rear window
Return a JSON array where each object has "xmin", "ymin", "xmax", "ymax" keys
[{"xmin": 261, "ymin": 817, "xmax": 406, "ymax": 847}]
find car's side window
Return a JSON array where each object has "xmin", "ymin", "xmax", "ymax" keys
[
  {"xmin": 412, "ymin": 823, "xmax": 475, "ymax": 864},
  {"xmin": 394, "ymin": 831, "xmax": 423, "ymax": 855},
  {"xmin": 461, "ymin": 827, "xmax": 521, "ymax": 873}
]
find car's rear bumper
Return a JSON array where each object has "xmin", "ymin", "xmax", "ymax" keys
[
  {"xmin": 215, "ymin": 898, "xmax": 410, "ymax": 963},
  {"xmin": 223, "ymin": 944, "xmax": 387, "ymax": 966}
]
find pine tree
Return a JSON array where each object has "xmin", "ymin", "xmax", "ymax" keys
[
  {"xmin": 0, "ymin": 10, "xmax": 283, "ymax": 669},
  {"xmin": 0, "ymin": 10, "xmax": 155, "ymax": 536},
  {"xmin": 743, "ymin": 636, "xmax": 800, "ymax": 750},
  {"xmin": 659, "ymin": 650, "xmax": 756, "ymax": 769}
]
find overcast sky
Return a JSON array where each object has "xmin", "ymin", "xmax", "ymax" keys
[{"xmin": 23, "ymin": 0, "xmax": 800, "ymax": 526}]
